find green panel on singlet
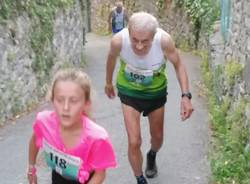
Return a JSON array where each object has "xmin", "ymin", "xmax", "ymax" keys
[{"xmin": 116, "ymin": 60, "xmax": 168, "ymax": 99}]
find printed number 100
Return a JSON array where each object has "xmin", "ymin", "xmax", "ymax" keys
[
  {"xmin": 130, "ymin": 72, "xmax": 145, "ymax": 80},
  {"xmin": 50, "ymin": 152, "xmax": 67, "ymax": 169}
]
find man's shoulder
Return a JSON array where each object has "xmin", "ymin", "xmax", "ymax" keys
[
  {"xmin": 157, "ymin": 28, "xmax": 168, "ymax": 34},
  {"xmin": 111, "ymin": 7, "xmax": 116, "ymax": 15},
  {"xmin": 112, "ymin": 29, "xmax": 125, "ymax": 43},
  {"xmin": 157, "ymin": 28, "xmax": 171, "ymax": 40}
]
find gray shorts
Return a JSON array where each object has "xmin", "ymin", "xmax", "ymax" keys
[{"xmin": 118, "ymin": 93, "xmax": 167, "ymax": 116}]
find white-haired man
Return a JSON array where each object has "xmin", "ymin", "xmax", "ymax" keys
[{"xmin": 105, "ymin": 12, "xmax": 193, "ymax": 184}]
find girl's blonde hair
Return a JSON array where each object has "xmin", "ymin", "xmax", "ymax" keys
[{"xmin": 47, "ymin": 68, "xmax": 92, "ymax": 103}]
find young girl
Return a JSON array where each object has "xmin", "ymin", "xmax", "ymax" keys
[{"xmin": 27, "ymin": 69, "xmax": 116, "ymax": 184}]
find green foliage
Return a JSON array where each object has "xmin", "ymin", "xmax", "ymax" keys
[
  {"xmin": 224, "ymin": 58, "xmax": 243, "ymax": 87},
  {"xmin": 199, "ymin": 51, "xmax": 213, "ymax": 90},
  {"xmin": 156, "ymin": 0, "xmax": 165, "ymax": 16},
  {"xmin": 173, "ymin": 0, "xmax": 220, "ymax": 48},
  {"xmin": 211, "ymin": 99, "xmax": 249, "ymax": 184},
  {"xmin": 200, "ymin": 51, "xmax": 250, "ymax": 183},
  {"xmin": 174, "ymin": 37, "xmax": 191, "ymax": 51},
  {"xmin": 174, "ymin": 0, "xmax": 220, "ymax": 29}
]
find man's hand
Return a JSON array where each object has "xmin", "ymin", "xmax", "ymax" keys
[
  {"xmin": 180, "ymin": 97, "xmax": 194, "ymax": 121},
  {"xmin": 105, "ymin": 84, "xmax": 116, "ymax": 99}
]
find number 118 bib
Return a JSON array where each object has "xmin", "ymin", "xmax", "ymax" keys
[{"xmin": 42, "ymin": 139, "xmax": 82, "ymax": 180}]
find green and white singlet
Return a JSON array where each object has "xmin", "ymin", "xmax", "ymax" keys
[{"xmin": 116, "ymin": 28, "xmax": 168, "ymax": 99}]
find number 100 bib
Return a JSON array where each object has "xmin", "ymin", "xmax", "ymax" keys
[{"xmin": 124, "ymin": 64, "xmax": 153, "ymax": 86}]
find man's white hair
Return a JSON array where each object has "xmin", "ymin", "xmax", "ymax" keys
[{"xmin": 128, "ymin": 12, "xmax": 159, "ymax": 33}]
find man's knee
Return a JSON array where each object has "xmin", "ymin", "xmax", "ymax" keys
[
  {"xmin": 128, "ymin": 138, "xmax": 142, "ymax": 150},
  {"xmin": 151, "ymin": 131, "xmax": 163, "ymax": 142}
]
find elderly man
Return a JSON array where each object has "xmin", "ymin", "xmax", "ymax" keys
[
  {"xmin": 105, "ymin": 12, "xmax": 193, "ymax": 184},
  {"xmin": 108, "ymin": 0, "xmax": 128, "ymax": 34}
]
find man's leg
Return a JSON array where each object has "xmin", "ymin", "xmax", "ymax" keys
[
  {"xmin": 121, "ymin": 104, "xmax": 148, "ymax": 183},
  {"xmin": 121, "ymin": 103, "xmax": 143, "ymax": 176},
  {"xmin": 145, "ymin": 106, "xmax": 165, "ymax": 178},
  {"xmin": 148, "ymin": 106, "xmax": 165, "ymax": 150}
]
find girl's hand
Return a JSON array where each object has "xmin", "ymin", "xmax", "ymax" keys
[
  {"xmin": 85, "ymin": 170, "xmax": 105, "ymax": 184},
  {"xmin": 27, "ymin": 165, "xmax": 37, "ymax": 184},
  {"xmin": 27, "ymin": 174, "xmax": 37, "ymax": 184}
]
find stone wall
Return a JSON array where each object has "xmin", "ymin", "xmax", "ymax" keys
[
  {"xmin": 0, "ymin": 0, "xmax": 90, "ymax": 125},
  {"xmin": 225, "ymin": 0, "xmax": 250, "ymax": 93},
  {"xmin": 208, "ymin": 0, "xmax": 250, "ymax": 146},
  {"xmin": 209, "ymin": 0, "xmax": 250, "ymax": 100}
]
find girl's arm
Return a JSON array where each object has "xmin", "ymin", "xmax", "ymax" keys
[
  {"xmin": 27, "ymin": 134, "xmax": 39, "ymax": 184},
  {"xmin": 86, "ymin": 170, "xmax": 106, "ymax": 184}
]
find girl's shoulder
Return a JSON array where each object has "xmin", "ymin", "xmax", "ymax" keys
[
  {"xmin": 36, "ymin": 110, "xmax": 55, "ymax": 120},
  {"xmin": 83, "ymin": 116, "xmax": 109, "ymax": 140},
  {"xmin": 35, "ymin": 110, "xmax": 57, "ymax": 125}
]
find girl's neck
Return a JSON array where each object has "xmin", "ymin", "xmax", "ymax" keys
[
  {"xmin": 59, "ymin": 121, "xmax": 82, "ymax": 133},
  {"xmin": 59, "ymin": 121, "xmax": 83, "ymax": 150}
]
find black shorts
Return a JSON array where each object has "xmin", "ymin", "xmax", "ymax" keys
[
  {"xmin": 118, "ymin": 93, "xmax": 167, "ymax": 116},
  {"xmin": 52, "ymin": 170, "xmax": 93, "ymax": 184}
]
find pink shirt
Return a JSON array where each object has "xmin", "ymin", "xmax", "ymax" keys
[{"xmin": 33, "ymin": 111, "xmax": 116, "ymax": 183}]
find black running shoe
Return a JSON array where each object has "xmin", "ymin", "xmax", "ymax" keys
[
  {"xmin": 145, "ymin": 150, "xmax": 158, "ymax": 178},
  {"xmin": 136, "ymin": 175, "xmax": 148, "ymax": 184}
]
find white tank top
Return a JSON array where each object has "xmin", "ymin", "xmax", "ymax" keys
[
  {"xmin": 114, "ymin": 9, "xmax": 124, "ymax": 30},
  {"xmin": 120, "ymin": 28, "xmax": 165, "ymax": 71}
]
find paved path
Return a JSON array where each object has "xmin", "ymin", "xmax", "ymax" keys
[{"xmin": 0, "ymin": 33, "xmax": 210, "ymax": 184}]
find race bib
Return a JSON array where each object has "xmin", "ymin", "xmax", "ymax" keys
[
  {"xmin": 42, "ymin": 139, "xmax": 81, "ymax": 181},
  {"xmin": 124, "ymin": 64, "xmax": 153, "ymax": 86}
]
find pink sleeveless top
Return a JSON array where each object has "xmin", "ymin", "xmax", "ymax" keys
[{"xmin": 33, "ymin": 111, "xmax": 116, "ymax": 183}]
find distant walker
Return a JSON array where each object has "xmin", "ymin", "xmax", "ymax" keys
[{"xmin": 108, "ymin": 0, "xmax": 128, "ymax": 34}]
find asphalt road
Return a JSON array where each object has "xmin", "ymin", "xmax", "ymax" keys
[{"xmin": 0, "ymin": 33, "xmax": 210, "ymax": 184}]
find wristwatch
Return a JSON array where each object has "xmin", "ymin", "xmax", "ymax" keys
[{"xmin": 181, "ymin": 92, "xmax": 192, "ymax": 100}]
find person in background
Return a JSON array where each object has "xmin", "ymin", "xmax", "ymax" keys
[
  {"xmin": 105, "ymin": 12, "xmax": 194, "ymax": 184},
  {"xmin": 27, "ymin": 68, "xmax": 116, "ymax": 184},
  {"xmin": 108, "ymin": 0, "xmax": 129, "ymax": 34}
]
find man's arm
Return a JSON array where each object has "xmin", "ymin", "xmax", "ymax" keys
[
  {"xmin": 123, "ymin": 9, "xmax": 129, "ymax": 25},
  {"xmin": 161, "ymin": 32, "xmax": 189, "ymax": 93},
  {"xmin": 105, "ymin": 33, "xmax": 122, "ymax": 98},
  {"xmin": 161, "ymin": 32, "xmax": 193, "ymax": 121}
]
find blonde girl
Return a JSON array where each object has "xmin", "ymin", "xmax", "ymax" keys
[{"xmin": 28, "ymin": 68, "xmax": 116, "ymax": 184}]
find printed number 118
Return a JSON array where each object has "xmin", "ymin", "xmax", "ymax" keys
[{"xmin": 50, "ymin": 152, "xmax": 67, "ymax": 169}]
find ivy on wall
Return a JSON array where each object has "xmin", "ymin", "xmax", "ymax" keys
[
  {"xmin": 199, "ymin": 51, "xmax": 250, "ymax": 184},
  {"xmin": 173, "ymin": 0, "xmax": 220, "ymax": 48},
  {"xmin": 0, "ymin": 0, "xmax": 74, "ymax": 94}
]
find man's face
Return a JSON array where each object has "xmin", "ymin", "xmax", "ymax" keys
[
  {"xmin": 116, "ymin": 5, "xmax": 122, "ymax": 13},
  {"xmin": 129, "ymin": 29, "xmax": 154, "ymax": 56}
]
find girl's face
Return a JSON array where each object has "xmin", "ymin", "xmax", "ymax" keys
[{"xmin": 52, "ymin": 80, "xmax": 89, "ymax": 128}]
